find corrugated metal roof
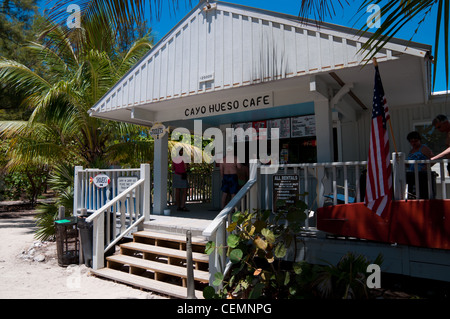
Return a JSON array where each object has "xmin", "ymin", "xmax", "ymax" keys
[{"xmin": 89, "ymin": 0, "xmax": 431, "ymax": 118}]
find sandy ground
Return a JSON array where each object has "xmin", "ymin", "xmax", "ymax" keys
[{"xmin": 0, "ymin": 208, "xmax": 166, "ymax": 299}]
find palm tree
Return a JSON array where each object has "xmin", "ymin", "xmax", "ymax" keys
[
  {"xmin": 0, "ymin": 16, "xmax": 154, "ymax": 238},
  {"xmin": 0, "ymin": 19, "xmax": 154, "ymax": 171},
  {"xmin": 45, "ymin": 0, "xmax": 449, "ymax": 91}
]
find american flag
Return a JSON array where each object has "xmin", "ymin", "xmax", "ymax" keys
[{"xmin": 365, "ymin": 65, "xmax": 392, "ymax": 218}]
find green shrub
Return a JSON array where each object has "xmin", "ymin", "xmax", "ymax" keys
[{"xmin": 204, "ymin": 202, "xmax": 383, "ymax": 299}]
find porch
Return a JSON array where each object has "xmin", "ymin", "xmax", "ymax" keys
[
  {"xmin": 72, "ymin": 154, "xmax": 450, "ymax": 298},
  {"xmin": 75, "ymin": 0, "xmax": 450, "ymax": 297},
  {"xmin": 144, "ymin": 203, "xmax": 218, "ymax": 237}
]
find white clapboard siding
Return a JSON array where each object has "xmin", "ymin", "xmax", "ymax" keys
[{"xmin": 90, "ymin": 1, "xmax": 429, "ymax": 116}]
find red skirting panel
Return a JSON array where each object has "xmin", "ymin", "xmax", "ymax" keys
[
  {"xmin": 317, "ymin": 203, "xmax": 391, "ymax": 243},
  {"xmin": 317, "ymin": 200, "xmax": 450, "ymax": 250}
]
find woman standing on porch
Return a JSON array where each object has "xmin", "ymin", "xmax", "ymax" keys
[
  {"xmin": 406, "ymin": 131, "xmax": 435, "ymax": 199},
  {"xmin": 172, "ymin": 148, "xmax": 190, "ymax": 212},
  {"xmin": 406, "ymin": 131, "xmax": 434, "ymax": 171}
]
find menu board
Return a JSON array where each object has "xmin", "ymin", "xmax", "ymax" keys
[
  {"xmin": 232, "ymin": 115, "xmax": 316, "ymax": 141},
  {"xmin": 291, "ymin": 115, "xmax": 316, "ymax": 138},
  {"xmin": 268, "ymin": 118, "xmax": 291, "ymax": 140},
  {"xmin": 232, "ymin": 122, "xmax": 253, "ymax": 142},
  {"xmin": 252, "ymin": 120, "xmax": 267, "ymax": 140}
]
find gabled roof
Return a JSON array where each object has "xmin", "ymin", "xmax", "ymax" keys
[{"xmin": 89, "ymin": 0, "xmax": 431, "ymax": 121}]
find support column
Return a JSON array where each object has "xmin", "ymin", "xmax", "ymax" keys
[
  {"xmin": 73, "ymin": 166, "xmax": 83, "ymax": 216},
  {"xmin": 141, "ymin": 163, "xmax": 151, "ymax": 223},
  {"xmin": 153, "ymin": 133, "xmax": 168, "ymax": 215},
  {"xmin": 314, "ymin": 99, "xmax": 334, "ymax": 163}
]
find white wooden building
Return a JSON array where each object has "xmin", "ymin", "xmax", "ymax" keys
[
  {"xmin": 80, "ymin": 1, "xmax": 450, "ymax": 297},
  {"xmin": 87, "ymin": 0, "xmax": 440, "ymax": 210}
]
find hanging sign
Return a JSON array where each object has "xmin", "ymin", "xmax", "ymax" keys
[
  {"xmin": 272, "ymin": 174, "xmax": 299, "ymax": 212},
  {"xmin": 183, "ymin": 92, "xmax": 273, "ymax": 119},
  {"xmin": 150, "ymin": 123, "xmax": 169, "ymax": 139},
  {"xmin": 117, "ymin": 176, "xmax": 138, "ymax": 197},
  {"xmin": 90, "ymin": 174, "xmax": 111, "ymax": 188}
]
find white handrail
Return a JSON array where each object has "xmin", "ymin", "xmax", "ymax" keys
[
  {"xmin": 203, "ymin": 160, "xmax": 258, "ymax": 237},
  {"xmin": 73, "ymin": 164, "xmax": 152, "ymax": 270},
  {"xmin": 202, "ymin": 179, "xmax": 257, "ymax": 237},
  {"xmin": 277, "ymin": 160, "xmax": 368, "ymax": 168},
  {"xmin": 82, "ymin": 168, "xmax": 141, "ymax": 172},
  {"xmin": 103, "ymin": 215, "xmax": 145, "ymax": 253},
  {"xmin": 87, "ymin": 178, "xmax": 146, "ymax": 269},
  {"xmin": 203, "ymin": 160, "xmax": 258, "ymax": 287}
]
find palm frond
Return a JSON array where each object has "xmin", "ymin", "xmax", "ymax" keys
[
  {"xmin": 5, "ymin": 137, "xmax": 73, "ymax": 170},
  {"xmin": 298, "ymin": 0, "xmax": 349, "ymax": 24},
  {"xmin": 0, "ymin": 121, "xmax": 31, "ymax": 139},
  {"xmin": 45, "ymin": 0, "xmax": 189, "ymax": 40},
  {"xmin": 356, "ymin": 0, "xmax": 449, "ymax": 90},
  {"xmin": 106, "ymin": 139, "xmax": 154, "ymax": 166},
  {"xmin": 0, "ymin": 58, "xmax": 51, "ymax": 95},
  {"xmin": 38, "ymin": 22, "xmax": 80, "ymax": 67},
  {"xmin": 116, "ymin": 36, "xmax": 153, "ymax": 76}
]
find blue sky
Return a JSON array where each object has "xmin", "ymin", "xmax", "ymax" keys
[{"xmin": 41, "ymin": 0, "xmax": 446, "ymax": 92}]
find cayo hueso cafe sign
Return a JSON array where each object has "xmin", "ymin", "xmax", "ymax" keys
[{"xmin": 184, "ymin": 92, "xmax": 273, "ymax": 119}]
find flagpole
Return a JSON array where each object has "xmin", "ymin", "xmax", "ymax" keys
[{"xmin": 373, "ymin": 58, "xmax": 398, "ymax": 154}]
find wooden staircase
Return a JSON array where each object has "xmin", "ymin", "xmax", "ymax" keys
[{"xmin": 91, "ymin": 230, "xmax": 210, "ymax": 299}]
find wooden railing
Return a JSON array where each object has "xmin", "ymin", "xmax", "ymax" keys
[
  {"xmin": 73, "ymin": 166, "xmax": 145, "ymax": 214},
  {"xmin": 395, "ymin": 153, "xmax": 448, "ymax": 200},
  {"xmin": 167, "ymin": 172, "xmax": 212, "ymax": 205},
  {"xmin": 202, "ymin": 160, "xmax": 258, "ymax": 287},
  {"xmin": 74, "ymin": 164, "xmax": 151, "ymax": 269},
  {"xmin": 258, "ymin": 153, "xmax": 450, "ymax": 215},
  {"xmin": 261, "ymin": 161, "xmax": 368, "ymax": 210}
]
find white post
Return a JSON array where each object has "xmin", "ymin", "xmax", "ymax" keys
[
  {"xmin": 392, "ymin": 152, "xmax": 406, "ymax": 200},
  {"xmin": 73, "ymin": 166, "xmax": 83, "ymax": 216},
  {"xmin": 153, "ymin": 133, "xmax": 168, "ymax": 215},
  {"xmin": 314, "ymin": 99, "xmax": 333, "ymax": 163},
  {"xmin": 316, "ymin": 166, "xmax": 326, "ymax": 208},
  {"xmin": 141, "ymin": 163, "xmax": 151, "ymax": 222},
  {"xmin": 249, "ymin": 159, "xmax": 258, "ymax": 212},
  {"xmin": 92, "ymin": 213, "xmax": 105, "ymax": 270},
  {"xmin": 210, "ymin": 220, "xmax": 226, "ymax": 290}
]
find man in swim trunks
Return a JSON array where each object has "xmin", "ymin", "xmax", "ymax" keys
[{"xmin": 220, "ymin": 147, "xmax": 242, "ymax": 209}]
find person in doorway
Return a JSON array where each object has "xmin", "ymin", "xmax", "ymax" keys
[
  {"xmin": 172, "ymin": 148, "xmax": 190, "ymax": 212},
  {"xmin": 406, "ymin": 131, "xmax": 434, "ymax": 171},
  {"xmin": 220, "ymin": 146, "xmax": 242, "ymax": 209},
  {"xmin": 406, "ymin": 131, "xmax": 435, "ymax": 199}
]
